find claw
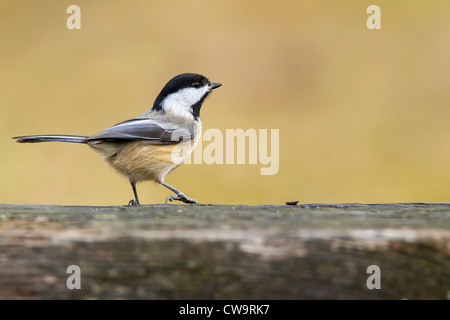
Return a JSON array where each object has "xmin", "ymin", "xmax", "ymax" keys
[
  {"xmin": 165, "ymin": 195, "xmax": 198, "ymax": 204},
  {"xmin": 128, "ymin": 199, "xmax": 140, "ymax": 206},
  {"xmin": 165, "ymin": 196, "xmax": 176, "ymax": 204}
]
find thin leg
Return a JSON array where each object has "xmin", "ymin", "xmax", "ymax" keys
[
  {"xmin": 128, "ymin": 180, "xmax": 141, "ymax": 206},
  {"xmin": 159, "ymin": 181, "xmax": 198, "ymax": 204}
]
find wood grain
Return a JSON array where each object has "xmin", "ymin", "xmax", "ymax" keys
[{"xmin": 0, "ymin": 203, "xmax": 449, "ymax": 299}]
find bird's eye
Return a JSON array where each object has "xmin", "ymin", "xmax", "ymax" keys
[{"xmin": 192, "ymin": 82, "xmax": 201, "ymax": 88}]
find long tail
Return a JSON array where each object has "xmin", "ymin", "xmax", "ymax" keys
[{"xmin": 12, "ymin": 135, "xmax": 88, "ymax": 144}]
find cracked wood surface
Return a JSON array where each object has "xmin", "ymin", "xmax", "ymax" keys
[{"xmin": 0, "ymin": 203, "xmax": 449, "ymax": 299}]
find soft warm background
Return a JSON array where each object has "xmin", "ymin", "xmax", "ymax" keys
[{"xmin": 1, "ymin": 1, "xmax": 449, "ymax": 205}]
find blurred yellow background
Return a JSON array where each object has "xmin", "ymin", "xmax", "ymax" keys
[{"xmin": 1, "ymin": 1, "xmax": 449, "ymax": 205}]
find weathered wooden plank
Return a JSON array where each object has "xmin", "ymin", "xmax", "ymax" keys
[{"xmin": 0, "ymin": 203, "xmax": 449, "ymax": 299}]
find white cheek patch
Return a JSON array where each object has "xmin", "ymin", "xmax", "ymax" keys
[{"xmin": 162, "ymin": 86, "xmax": 209, "ymax": 119}]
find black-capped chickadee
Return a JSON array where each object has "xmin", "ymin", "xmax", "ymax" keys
[{"xmin": 13, "ymin": 73, "xmax": 222, "ymax": 205}]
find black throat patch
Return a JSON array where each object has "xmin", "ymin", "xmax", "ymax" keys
[{"xmin": 191, "ymin": 93, "xmax": 209, "ymax": 121}]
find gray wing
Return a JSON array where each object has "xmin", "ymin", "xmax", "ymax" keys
[{"xmin": 85, "ymin": 118, "xmax": 194, "ymax": 145}]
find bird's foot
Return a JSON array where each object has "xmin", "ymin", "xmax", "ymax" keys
[
  {"xmin": 165, "ymin": 193, "xmax": 198, "ymax": 204},
  {"xmin": 128, "ymin": 199, "xmax": 140, "ymax": 206}
]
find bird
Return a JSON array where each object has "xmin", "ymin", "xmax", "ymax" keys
[{"xmin": 13, "ymin": 73, "xmax": 222, "ymax": 205}]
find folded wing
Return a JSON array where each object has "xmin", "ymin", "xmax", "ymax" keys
[{"xmin": 86, "ymin": 118, "xmax": 194, "ymax": 145}]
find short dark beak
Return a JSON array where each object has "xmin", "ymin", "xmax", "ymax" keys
[{"xmin": 210, "ymin": 82, "xmax": 222, "ymax": 90}]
